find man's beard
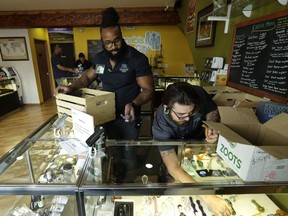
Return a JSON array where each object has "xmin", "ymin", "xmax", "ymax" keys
[{"xmin": 103, "ymin": 42, "xmax": 126, "ymax": 62}]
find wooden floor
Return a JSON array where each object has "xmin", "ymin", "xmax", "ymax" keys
[{"xmin": 0, "ymin": 98, "xmax": 57, "ymax": 158}]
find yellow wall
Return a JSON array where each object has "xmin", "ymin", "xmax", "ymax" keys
[
  {"xmin": 28, "ymin": 28, "xmax": 51, "ymax": 103},
  {"xmin": 73, "ymin": 26, "xmax": 194, "ymax": 75}
]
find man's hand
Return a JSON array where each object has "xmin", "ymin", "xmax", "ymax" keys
[
  {"xmin": 199, "ymin": 195, "xmax": 232, "ymax": 216},
  {"xmin": 203, "ymin": 125, "xmax": 218, "ymax": 143},
  {"xmin": 120, "ymin": 102, "xmax": 136, "ymax": 122},
  {"xmin": 54, "ymin": 86, "xmax": 72, "ymax": 96},
  {"xmin": 68, "ymin": 68, "xmax": 76, "ymax": 73},
  {"xmin": 206, "ymin": 128, "xmax": 218, "ymax": 143}
]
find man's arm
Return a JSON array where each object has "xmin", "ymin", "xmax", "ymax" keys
[
  {"xmin": 132, "ymin": 75, "xmax": 154, "ymax": 106},
  {"xmin": 69, "ymin": 68, "xmax": 96, "ymax": 90},
  {"xmin": 205, "ymin": 109, "xmax": 220, "ymax": 143},
  {"xmin": 56, "ymin": 64, "xmax": 75, "ymax": 74},
  {"xmin": 206, "ymin": 109, "xmax": 220, "ymax": 122},
  {"xmin": 54, "ymin": 67, "xmax": 97, "ymax": 95},
  {"xmin": 122, "ymin": 75, "xmax": 154, "ymax": 121},
  {"xmin": 160, "ymin": 148, "xmax": 232, "ymax": 215},
  {"xmin": 160, "ymin": 148, "xmax": 196, "ymax": 183}
]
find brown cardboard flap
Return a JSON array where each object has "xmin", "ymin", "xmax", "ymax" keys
[
  {"xmin": 218, "ymin": 107, "xmax": 259, "ymax": 124},
  {"xmin": 228, "ymin": 123, "xmax": 260, "ymax": 145},
  {"xmin": 258, "ymin": 146, "xmax": 288, "ymax": 159},
  {"xmin": 203, "ymin": 121, "xmax": 252, "ymax": 145},
  {"xmin": 257, "ymin": 125, "xmax": 288, "ymax": 147},
  {"xmin": 233, "ymin": 101, "xmax": 260, "ymax": 108},
  {"xmin": 263, "ymin": 113, "xmax": 288, "ymax": 137},
  {"xmin": 203, "ymin": 86, "xmax": 241, "ymax": 95},
  {"xmin": 214, "ymin": 93, "xmax": 265, "ymax": 108}
]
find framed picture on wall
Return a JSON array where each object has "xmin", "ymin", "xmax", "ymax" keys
[
  {"xmin": 186, "ymin": 0, "xmax": 197, "ymax": 34},
  {"xmin": 195, "ymin": 4, "xmax": 217, "ymax": 48},
  {"xmin": 0, "ymin": 37, "xmax": 29, "ymax": 61}
]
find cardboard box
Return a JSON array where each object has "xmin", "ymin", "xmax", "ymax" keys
[
  {"xmin": 56, "ymin": 88, "xmax": 115, "ymax": 125},
  {"xmin": 203, "ymin": 85, "xmax": 241, "ymax": 95},
  {"xmin": 213, "ymin": 92, "xmax": 268, "ymax": 108},
  {"xmin": 204, "ymin": 107, "xmax": 288, "ymax": 182}
]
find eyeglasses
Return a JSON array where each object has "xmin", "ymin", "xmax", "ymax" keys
[
  {"xmin": 170, "ymin": 108, "xmax": 195, "ymax": 120},
  {"xmin": 103, "ymin": 37, "xmax": 122, "ymax": 49}
]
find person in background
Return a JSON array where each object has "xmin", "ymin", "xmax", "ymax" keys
[
  {"xmin": 74, "ymin": 52, "xmax": 92, "ymax": 75},
  {"xmin": 51, "ymin": 44, "xmax": 75, "ymax": 86},
  {"xmin": 54, "ymin": 7, "xmax": 154, "ymax": 182},
  {"xmin": 152, "ymin": 82, "xmax": 232, "ymax": 216}
]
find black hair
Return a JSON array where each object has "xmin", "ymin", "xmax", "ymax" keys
[
  {"xmin": 101, "ymin": 7, "xmax": 120, "ymax": 28},
  {"xmin": 54, "ymin": 44, "xmax": 61, "ymax": 51},
  {"xmin": 162, "ymin": 82, "xmax": 201, "ymax": 111},
  {"xmin": 78, "ymin": 52, "xmax": 85, "ymax": 58}
]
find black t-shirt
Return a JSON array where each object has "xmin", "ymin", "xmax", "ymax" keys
[
  {"xmin": 152, "ymin": 85, "xmax": 218, "ymax": 151},
  {"xmin": 75, "ymin": 59, "xmax": 92, "ymax": 72},
  {"xmin": 92, "ymin": 43, "xmax": 152, "ymax": 117},
  {"xmin": 51, "ymin": 54, "xmax": 70, "ymax": 79}
]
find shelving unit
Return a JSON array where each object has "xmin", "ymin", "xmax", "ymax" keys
[{"xmin": 0, "ymin": 79, "xmax": 21, "ymax": 117}]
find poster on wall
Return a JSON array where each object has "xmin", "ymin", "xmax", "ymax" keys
[
  {"xmin": 186, "ymin": 0, "xmax": 197, "ymax": 34},
  {"xmin": 0, "ymin": 37, "xmax": 29, "ymax": 61},
  {"xmin": 195, "ymin": 4, "xmax": 217, "ymax": 47},
  {"xmin": 48, "ymin": 28, "xmax": 74, "ymax": 43}
]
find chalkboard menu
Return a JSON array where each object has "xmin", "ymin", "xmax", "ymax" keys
[
  {"xmin": 87, "ymin": 40, "xmax": 103, "ymax": 62},
  {"xmin": 228, "ymin": 10, "xmax": 288, "ymax": 103}
]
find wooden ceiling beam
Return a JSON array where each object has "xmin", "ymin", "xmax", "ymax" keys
[{"xmin": 0, "ymin": 8, "xmax": 180, "ymax": 28}]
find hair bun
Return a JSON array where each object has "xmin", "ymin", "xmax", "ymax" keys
[{"xmin": 101, "ymin": 7, "xmax": 120, "ymax": 27}]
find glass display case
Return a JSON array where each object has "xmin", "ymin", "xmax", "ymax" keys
[
  {"xmin": 78, "ymin": 141, "xmax": 288, "ymax": 216},
  {"xmin": 0, "ymin": 115, "xmax": 287, "ymax": 216},
  {"xmin": 154, "ymin": 75, "xmax": 200, "ymax": 90},
  {"xmin": 153, "ymin": 75, "xmax": 201, "ymax": 108},
  {"xmin": 0, "ymin": 78, "xmax": 21, "ymax": 116},
  {"xmin": 0, "ymin": 115, "xmax": 82, "ymax": 216}
]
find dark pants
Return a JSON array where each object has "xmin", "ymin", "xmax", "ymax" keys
[{"xmin": 104, "ymin": 118, "xmax": 140, "ymax": 183}]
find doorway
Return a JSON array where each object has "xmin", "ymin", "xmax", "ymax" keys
[
  {"xmin": 34, "ymin": 39, "xmax": 52, "ymax": 102},
  {"xmin": 50, "ymin": 43, "xmax": 75, "ymax": 68}
]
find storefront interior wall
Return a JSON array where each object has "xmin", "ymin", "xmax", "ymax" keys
[
  {"xmin": 0, "ymin": 28, "xmax": 39, "ymax": 104},
  {"xmin": 178, "ymin": 0, "xmax": 288, "ymax": 73},
  {"xmin": 73, "ymin": 25, "xmax": 195, "ymax": 75}
]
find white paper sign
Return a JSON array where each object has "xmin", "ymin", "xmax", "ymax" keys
[
  {"xmin": 58, "ymin": 139, "xmax": 88, "ymax": 156},
  {"xmin": 71, "ymin": 108, "xmax": 95, "ymax": 143}
]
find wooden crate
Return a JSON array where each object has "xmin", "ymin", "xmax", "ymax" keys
[{"xmin": 56, "ymin": 88, "xmax": 115, "ymax": 125}]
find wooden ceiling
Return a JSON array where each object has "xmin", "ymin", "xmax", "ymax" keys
[
  {"xmin": 0, "ymin": 8, "xmax": 180, "ymax": 28},
  {"xmin": 0, "ymin": 0, "xmax": 181, "ymax": 28}
]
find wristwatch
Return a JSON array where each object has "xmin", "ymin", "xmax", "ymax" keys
[{"xmin": 131, "ymin": 101, "xmax": 137, "ymax": 109}]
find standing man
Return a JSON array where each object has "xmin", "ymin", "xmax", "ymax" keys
[
  {"xmin": 74, "ymin": 52, "xmax": 92, "ymax": 75},
  {"xmin": 54, "ymin": 7, "xmax": 154, "ymax": 182},
  {"xmin": 152, "ymin": 82, "xmax": 232, "ymax": 216},
  {"xmin": 51, "ymin": 44, "xmax": 75, "ymax": 86}
]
